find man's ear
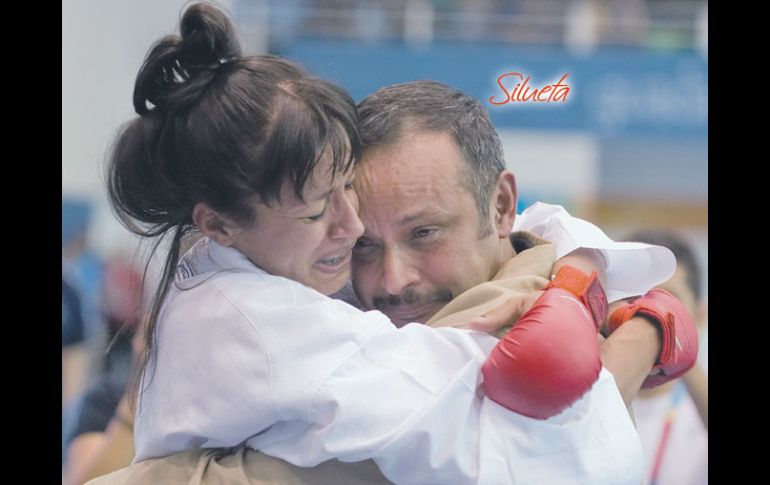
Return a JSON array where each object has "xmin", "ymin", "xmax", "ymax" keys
[
  {"xmin": 493, "ymin": 170, "xmax": 517, "ymax": 238},
  {"xmin": 192, "ymin": 202, "xmax": 235, "ymax": 247}
]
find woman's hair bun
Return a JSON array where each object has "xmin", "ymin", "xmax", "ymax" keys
[{"xmin": 133, "ymin": 2, "xmax": 242, "ymax": 115}]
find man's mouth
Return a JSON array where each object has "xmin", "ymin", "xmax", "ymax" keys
[{"xmin": 377, "ymin": 300, "xmax": 447, "ymax": 327}]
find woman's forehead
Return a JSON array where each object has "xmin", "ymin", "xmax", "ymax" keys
[{"xmin": 274, "ymin": 157, "xmax": 351, "ymax": 211}]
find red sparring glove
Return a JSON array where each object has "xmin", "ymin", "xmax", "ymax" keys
[
  {"xmin": 608, "ymin": 288, "xmax": 698, "ymax": 389},
  {"xmin": 482, "ymin": 265, "xmax": 607, "ymax": 420}
]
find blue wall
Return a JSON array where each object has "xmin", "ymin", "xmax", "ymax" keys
[
  {"xmin": 277, "ymin": 40, "xmax": 707, "ymax": 201},
  {"xmin": 278, "ymin": 40, "xmax": 707, "ymax": 139}
]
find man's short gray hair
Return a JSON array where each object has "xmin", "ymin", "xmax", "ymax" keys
[{"xmin": 357, "ymin": 81, "xmax": 506, "ymax": 237}]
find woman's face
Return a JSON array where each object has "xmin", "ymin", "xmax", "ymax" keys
[{"xmin": 227, "ymin": 155, "xmax": 364, "ymax": 295}]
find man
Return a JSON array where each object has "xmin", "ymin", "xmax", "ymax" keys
[
  {"xmin": 88, "ymin": 82, "xmax": 695, "ymax": 484},
  {"xmin": 350, "ymin": 81, "xmax": 686, "ymax": 410}
]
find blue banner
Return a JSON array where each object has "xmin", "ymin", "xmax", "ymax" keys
[{"xmin": 279, "ymin": 40, "xmax": 707, "ymax": 138}]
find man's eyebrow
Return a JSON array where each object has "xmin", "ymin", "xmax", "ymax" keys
[{"xmin": 397, "ymin": 209, "xmax": 445, "ymax": 226}]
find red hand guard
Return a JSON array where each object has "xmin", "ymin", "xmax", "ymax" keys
[
  {"xmin": 608, "ymin": 288, "xmax": 699, "ymax": 389},
  {"xmin": 482, "ymin": 265, "xmax": 606, "ymax": 419}
]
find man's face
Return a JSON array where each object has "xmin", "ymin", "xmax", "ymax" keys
[{"xmin": 352, "ymin": 131, "xmax": 505, "ymax": 327}]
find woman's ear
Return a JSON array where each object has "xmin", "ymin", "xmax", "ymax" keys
[
  {"xmin": 192, "ymin": 202, "xmax": 234, "ymax": 246},
  {"xmin": 493, "ymin": 170, "xmax": 518, "ymax": 238}
]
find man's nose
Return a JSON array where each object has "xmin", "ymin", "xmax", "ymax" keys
[{"xmin": 381, "ymin": 248, "xmax": 419, "ymax": 296}]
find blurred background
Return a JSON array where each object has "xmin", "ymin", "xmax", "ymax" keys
[{"xmin": 62, "ymin": 0, "xmax": 706, "ymax": 478}]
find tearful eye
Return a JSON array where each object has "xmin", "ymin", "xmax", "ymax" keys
[{"xmin": 305, "ymin": 205, "xmax": 327, "ymax": 222}]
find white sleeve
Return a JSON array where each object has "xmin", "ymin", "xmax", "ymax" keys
[
  {"xmin": 138, "ymin": 277, "xmax": 643, "ymax": 484},
  {"xmin": 513, "ymin": 201, "xmax": 676, "ymax": 302},
  {"xmin": 256, "ymin": 312, "xmax": 643, "ymax": 485}
]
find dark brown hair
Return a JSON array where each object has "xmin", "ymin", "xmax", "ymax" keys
[{"xmin": 107, "ymin": 2, "xmax": 361, "ymax": 407}]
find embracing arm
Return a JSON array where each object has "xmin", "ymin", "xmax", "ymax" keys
[
  {"xmin": 599, "ymin": 312, "xmax": 660, "ymax": 408},
  {"xmin": 556, "ymin": 249, "xmax": 661, "ymax": 407}
]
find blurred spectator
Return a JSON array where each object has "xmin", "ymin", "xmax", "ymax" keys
[
  {"xmin": 63, "ymin": 230, "xmax": 105, "ymax": 341},
  {"xmin": 63, "ymin": 200, "xmax": 111, "ymax": 468},
  {"xmin": 62, "ymin": 251, "xmax": 145, "ymax": 481},
  {"xmin": 101, "ymin": 255, "xmax": 144, "ymax": 380},
  {"xmin": 606, "ymin": 0, "xmax": 650, "ymax": 46},
  {"xmin": 565, "ymin": 0, "xmax": 601, "ymax": 55},
  {"xmin": 626, "ymin": 229, "xmax": 707, "ymax": 485},
  {"xmin": 63, "ymin": 204, "xmax": 107, "ymax": 386},
  {"xmin": 62, "ymin": 277, "xmax": 88, "ymax": 406},
  {"xmin": 62, "ymin": 269, "xmax": 90, "ymax": 464},
  {"xmin": 62, "ymin": 277, "xmax": 85, "ymax": 349},
  {"xmin": 62, "ymin": 325, "xmax": 142, "ymax": 485},
  {"xmin": 695, "ymin": 1, "xmax": 707, "ymax": 58},
  {"xmin": 62, "ymin": 270, "xmax": 95, "ymax": 467},
  {"xmin": 254, "ymin": 0, "xmax": 700, "ymax": 49},
  {"xmin": 304, "ymin": 0, "xmax": 359, "ymax": 37}
]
